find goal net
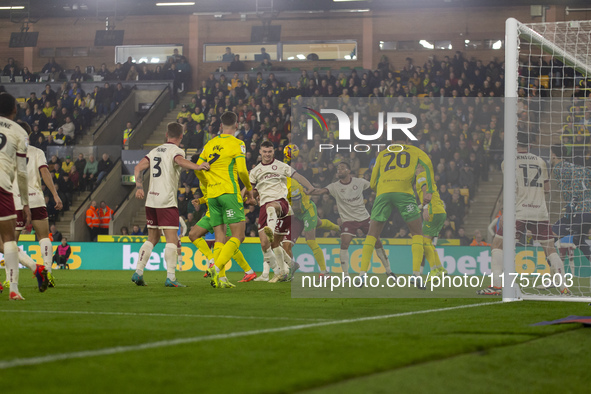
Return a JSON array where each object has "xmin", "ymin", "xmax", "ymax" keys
[{"xmin": 504, "ymin": 18, "xmax": 591, "ymax": 301}]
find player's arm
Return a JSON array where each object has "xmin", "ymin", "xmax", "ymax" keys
[
  {"xmin": 236, "ymin": 154, "xmax": 255, "ymax": 204},
  {"xmin": 292, "ymin": 171, "xmax": 314, "ymax": 194},
  {"xmin": 16, "ymin": 153, "xmax": 31, "ymax": 224},
  {"xmin": 175, "ymin": 155, "xmax": 210, "ymax": 172},
  {"xmin": 417, "ymin": 152, "xmax": 435, "ymax": 203},
  {"xmin": 308, "ymin": 187, "xmax": 328, "ymax": 195},
  {"xmin": 134, "ymin": 157, "xmax": 150, "ymax": 199},
  {"xmin": 40, "ymin": 166, "xmax": 63, "ymax": 210}
]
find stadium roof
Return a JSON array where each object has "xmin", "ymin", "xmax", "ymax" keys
[{"xmin": 1, "ymin": 0, "xmax": 591, "ymax": 20}]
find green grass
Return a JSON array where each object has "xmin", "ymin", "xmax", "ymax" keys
[{"xmin": 1, "ymin": 270, "xmax": 590, "ymax": 393}]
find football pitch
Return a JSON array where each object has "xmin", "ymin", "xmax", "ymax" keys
[{"xmin": 1, "ymin": 270, "xmax": 590, "ymax": 393}]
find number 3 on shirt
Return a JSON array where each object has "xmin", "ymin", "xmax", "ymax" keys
[
  {"xmin": 384, "ymin": 151, "xmax": 410, "ymax": 172},
  {"xmin": 153, "ymin": 157, "xmax": 162, "ymax": 178}
]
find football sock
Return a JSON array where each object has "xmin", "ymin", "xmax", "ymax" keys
[
  {"xmin": 376, "ymin": 247, "xmax": 391, "ymax": 274},
  {"xmin": 360, "ymin": 235, "xmax": 377, "ymax": 272},
  {"xmin": 39, "ymin": 237, "xmax": 53, "ymax": 273},
  {"xmin": 273, "ymin": 246, "xmax": 287, "ymax": 274},
  {"xmin": 232, "ymin": 249, "xmax": 253, "ymax": 274},
  {"xmin": 164, "ymin": 243, "xmax": 177, "ymax": 281},
  {"xmin": 18, "ymin": 250, "xmax": 37, "ymax": 272},
  {"xmin": 193, "ymin": 238, "xmax": 213, "ymax": 260},
  {"xmin": 4, "ymin": 241, "xmax": 20, "ymax": 294},
  {"xmin": 319, "ymin": 219, "xmax": 340, "ymax": 233},
  {"xmin": 411, "ymin": 235, "xmax": 424, "ymax": 276},
  {"xmin": 423, "ymin": 241, "xmax": 442, "ymax": 270},
  {"xmin": 307, "ymin": 240, "xmax": 327, "ymax": 271},
  {"xmin": 339, "ymin": 249, "xmax": 350, "ymax": 276},
  {"xmin": 263, "ymin": 248, "xmax": 279, "ymax": 273},
  {"xmin": 261, "ymin": 261, "xmax": 270, "ymax": 277},
  {"xmin": 215, "ymin": 238, "xmax": 241, "ymax": 271},
  {"xmin": 281, "ymin": 247, "xmax": 293, "ymax": 269},
  {"xmin": 266, "ymin": 207, "xmax": 277, "ymax": 231},
  {"xmin": 136, "ymin": 241, "xmax": 154, "ymax": 276},
  {"xmin": 213, "ymin": 242, "xmax": 223, "ymax": 274},
  {"xmin": 177, "ymin": 240, "xmax": 183, "ymax": 271},
  {"xmin": 548, "ymin": 252, "xmax": 567, "ymax": 290},
  {"xmin": 491, "ymin": 248, "xmax": 503, "ymax": 287}
]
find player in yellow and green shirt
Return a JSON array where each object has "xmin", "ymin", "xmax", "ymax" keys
[
  {"xmin": 416, "ymin": 166, "xmax": 447, "ymax": 280},
  {"xmin": 279, "ymin": 177, "xmax": 339, "ymax": 277},
  {"xmin": 187, "ymin": 178, "xmax": 257, "ymax": 285},
  {"xmin": 359, "ymin": 131, "xmax": 436, "ymax": 287},
  {"xmin": 196, "ymin": 111, "xmax": 254, "ymax": 288}
]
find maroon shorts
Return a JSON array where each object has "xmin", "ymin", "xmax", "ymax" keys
[
  {"xmin": 258, "ymin": 198, "xmax": 290, "ymax": 228},
  {"xmin": 496, "ymin": 220, "xmax": 553, "ymax": 241},
  {"xmin": 0, "ymin": 186, "xmax": 16, "ymax": 221},
  {"xmin": 15, "ymin": 210, "xmax": 25, "ymax": 230},
  {"xmin": 31, "ymin": 206, "xmax": 48, "ymax": 221},
  {"xmin": 341, "ymin": 218, "xmax": 370, "ymax": 236},
  {"xmin": 286, "ymin": 216, "xmax": 304, "ymax": 243},
  {"xmin": 145, "ymin": 206, "xmax": 179, "ymax": 229},
  {"xmin": 259, "ymin": 214, "xmax": 291, "ymax": 236}
]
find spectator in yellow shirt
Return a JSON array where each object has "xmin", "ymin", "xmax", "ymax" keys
[{"xmin": 177, "ymin": 104, "xmax": 191, "ymax": 120}]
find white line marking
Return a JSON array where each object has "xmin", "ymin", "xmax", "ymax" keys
[
  {"xmin": 0, "ymin": 309, "xmax": 330, "ymax": 322},
  {"xmin": 0, "ymin": 301, "xmax": 501, "ymax": 370}
]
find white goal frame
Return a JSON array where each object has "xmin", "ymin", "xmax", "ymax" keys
[{"xmin": 504, "ymin": 17, "xmax": 591, "ymax": 302}]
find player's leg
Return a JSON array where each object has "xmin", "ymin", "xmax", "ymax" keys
[
  {"xmin": 132, "ymin": 206, "xmax": 161, "ymax": 286},
  {"xmin": 162, "ymin": 227, "xmax": 185, "ymax": 287},
  {"xmin": 281, "ymin": 239, "xmax": 298, "ymax": 280},
  {"xmin": 208, "ymin": 194, "xmax": 246, "ymax": 288},
  {"xmin": 477, "ymin": 228, "xmax": 503, "ymax": 295},
  {"xmin": 262, "ymin": 201, "xmax": 281, "ymax": 243},
  {"xmin": 189, "ymin": 217, "xmax": 215, "ymax": 277},
  {"xmin": 221, "ymin": 224, "xmax": 256, "ymax": 282},
  {"xmin": 258, "ymin": 225, "xmax": 283, "ymax": 282},
  {"xmin": 303, "ymin": 203, "xmax": 328, "ymax": 275},
  {"xmin": 538, "ymin": 221, "xmax": 570, "ymax": 294},
  {"xmin": 0, "ymin": 217, "xmax": 23, "ymax": 300},
  {"xmin": 360, "ymin": 193, "xmax": 394, "ymax": 277},
  {"xmin": 25, "ymin": 219, "xmax": 52, "ymax": 291},
  {"xmin": 422, "ymin": 213, "xmax": 446, "ymax": 278},
  {"xmin": 268, "ymin": 234, "xmax": 289, "ymax": 283},
  {"xmin": 317, "ymin": 218, "xmax": 340, "ymax": 233},
  {"xmin": 339, "ymin": 233, "xmax": 354, "ymax": 277},
  {"xmin": 374, "ymin": 237, "xmax": 396, "ymax": 278}
]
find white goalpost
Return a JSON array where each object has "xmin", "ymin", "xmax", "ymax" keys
[{"xmin": 504, "ymin": 17, "xmax": 591, "ymax": 302}]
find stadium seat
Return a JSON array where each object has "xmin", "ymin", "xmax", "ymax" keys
[
  {"xmin": 358, "ymin": 167, "xmax": 368, "ymax": 176},
  {"xmin": 459, "ymin": 188, "xmax": 470, "ymax": 204}
]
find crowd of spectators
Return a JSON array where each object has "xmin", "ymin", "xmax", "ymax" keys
[{"xmin": 172, "ymin": 51, "xmax": 509, "ymax": 239}]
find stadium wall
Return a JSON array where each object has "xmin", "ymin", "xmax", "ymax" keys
[{"xmin": 0, "ymin": 5, "xmax": 561, "ymax": 90}]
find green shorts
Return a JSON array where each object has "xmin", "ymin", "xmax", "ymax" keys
[
  {"xmin": 371, "ymin": 192, "xmax": 420, "ymax": 223},
  {"xmin": 208, "ymin": 193, "xmax": 245, "ymax": 227},
  {"xmin": 196, "ymin": 215, "xmax": 231, "ymax": 236},
  {"xmin": 296, "ymin": 201, "xmax": 318, "ymax": 232},
  {"xmin": 423, "ymin": 212, "xmax": 446, "ymax": 237}
]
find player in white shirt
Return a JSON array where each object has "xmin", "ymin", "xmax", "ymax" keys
[
  {"xmin": 478, "ymin": 131, "xmax": 569, "ymax": 296},
  {"xmin": 249, "ymin": 141, "xmax": 314, "ymax": 283},
  {"xmin": 1, "ymin": 121, "xmax": 64, "ymax": 292},
  {"xmin": 0, "ymin": 93, "xmax": 31, "ymax": 300},
  {"xmin": 131, "ymin": 122, "xmax": 209, "ymax": 287},
  {"xmin": 311, "ymin": 162, "xmax": 394, "ymax": 279}
]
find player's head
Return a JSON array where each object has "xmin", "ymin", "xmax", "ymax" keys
[
  {"xmin": 550, "ymin": 144, "xmax": 566, "ymax": 164},
  {"xmin": 0, "ymin": 93, "xmax": 17, "ymax": 120},
  {"xmin": 220, "ymin": 111, "xmax": 237, "ymax": 134},
  {"xmin": 516, "ymin": 131, "xmax": 529, "ymax": 149},
  {"xmin": 16, "ymin": 120, "xmax": 32, "ymax": 136},
  {"xmin": 259, "ymin": 140, "xmax": 275, "ymax": 164},
  {"xmin": 336, "ymin": 161, "xmax": 351, "ymax": 180},
  {"xmin": 166, "ymin": 122, "xmax": 183, "ymax": 143}
]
